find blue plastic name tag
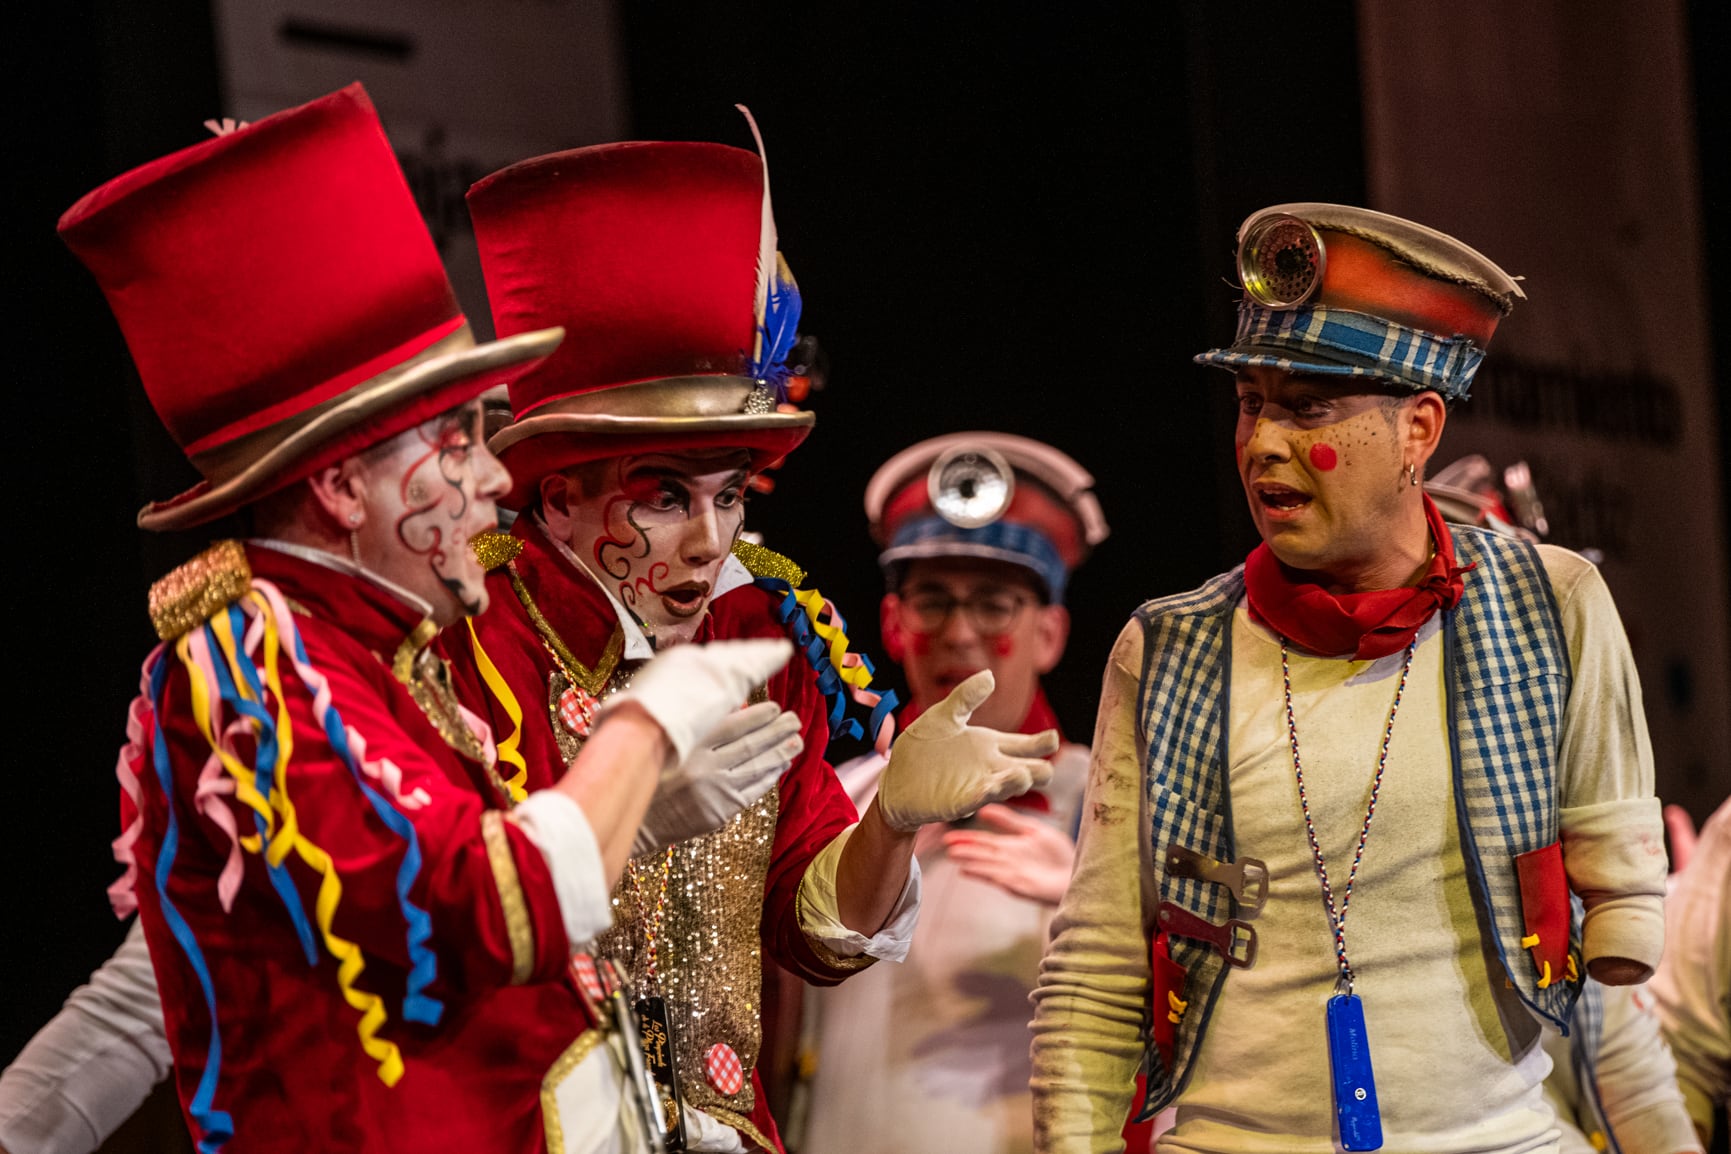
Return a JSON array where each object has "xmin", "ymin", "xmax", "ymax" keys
[{"xmin": 1326, "ymin": 994, "xmax": 1383, "ymax": 1151}]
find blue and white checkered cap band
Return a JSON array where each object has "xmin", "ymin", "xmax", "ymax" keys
[
  {"xmin": 880, "ymin": 515, "xmax": 1070, "ymax": 604},
  {"xmin": 1194, "ymin": 301, "xmax": 1487, "ymax": 401}
]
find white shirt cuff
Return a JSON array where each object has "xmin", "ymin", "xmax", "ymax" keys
[
  {"xmin": 513, "ymin": 790, "xmax": 614, "ymax": 945},
  {"xmin": 796, "ymin": 824, "xmax": 922, "ymax": 962}
]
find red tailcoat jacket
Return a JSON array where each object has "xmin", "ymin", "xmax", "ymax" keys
[
  {"xmin": 127, "ymin": 543, "xmax": 591, "ymax": 1152},
  {"xmin": 446, "ymin": 517, "xmax": 868, "ymax": 1152}
]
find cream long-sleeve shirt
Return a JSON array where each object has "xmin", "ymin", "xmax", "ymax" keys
[
  {"xmin": 1542, "ymin": 981, "xmax": 1703, "ymax": 1154},
  {"xmin": 1031, "ymin": 546, "xmax": 1665, "ymax": 1153},
  {"xmin": 1650, "ymin": 796, "xmax": 1731, "ymax": 1137},
  {"xmin": 0, "ymin": 921, "xmax": 170, "ymax": 1154}
]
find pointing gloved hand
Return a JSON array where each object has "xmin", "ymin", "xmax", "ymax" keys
[
  {"xmin": 873, "ymin": 670, "xmax": 1058, "ymax": 833},
  {"xmin": 630, "ymin": 700, "xmax": 803, "ymax": 856}
]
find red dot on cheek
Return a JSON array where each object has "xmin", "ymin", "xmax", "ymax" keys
[
  {"xmin": 910, "ymin": 633, "xmax": 934, "ymax": 657},
  {"xmin": 1308, "ymin": 443, "xmax": 1339, "ymax": 471},
  {"xmin": 992, "ymin": 635, "xmax": 1015, "ymax": 658}
]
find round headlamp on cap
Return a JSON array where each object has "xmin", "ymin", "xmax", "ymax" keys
[
  {"xmin": 928, "ymin": 445, "xmax": 1016, "ymax": 529},
  {"xmin": 1197, "ymin": 202, "xmax": 1525, "ymax": 403},
  {"xmin": 866, "ymin": 433, "xmax": 1108, "ymax": 605},
  {"xmin": 1238, "ymin": 213, "xmax": 1328, "ymax": 309}
]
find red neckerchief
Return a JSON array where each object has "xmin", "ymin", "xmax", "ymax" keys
[
  {"xmin": 1244, "ymin": 494, "xmax": 1472, "ymax": 660},
  {"xmin": 901, "ymin": 683, "xmax": 1064, "ymax": 813}
]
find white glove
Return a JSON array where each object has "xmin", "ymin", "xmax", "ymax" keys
[
  {"xmin": 599, "ymin": 638, "xmax": 793, "ymax": 763},
  {"xmin": 630, "ymin": 701, "xmax": 803, "ymax": 856},
  {"xmin": 874, "ymin": 670, "xmax": 1058, "ymax": 833},
  {"xmin": 683, "ymin": 1102, "xmax": 751, "ymax": 1152}
]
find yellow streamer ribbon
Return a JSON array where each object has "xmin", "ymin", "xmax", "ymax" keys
[
  {"xmin": 793, "ymin": 588, "xmax": 873, "ymax": 690},
  {"xmin": 210, "ymin": 607, "xmax": 301, "ymax": 868},
  {"xmin": 181, "ymin": 608, "xmax": 405, "ymax": 1086},
  {"xmin": 181, "ymin": 629, "xmax": 275, "ymax": 855},
  {"xmin": 466, "ymin": 621, "xmax": 528, "ymax": 803}
]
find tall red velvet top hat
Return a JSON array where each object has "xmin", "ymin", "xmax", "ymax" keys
[
  {"xmin": 59, "ymin": 83, "xmax": 562, "ymax": 531},
  {"xmin": 1195, "ymin": 203, "xmax": 1524, "ymax": 402},
  {"xmin": 467, "ymin": 121, "xmax": 814, "ymax": 507}
]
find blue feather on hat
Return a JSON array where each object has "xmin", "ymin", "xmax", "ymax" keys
[
  {"xmin": 736, "ymin": 103, "xmax": 802, "ymax": 403},
  {"xmin": 752, "ymin": 254, "xmax": 802, "ymax": 401}
]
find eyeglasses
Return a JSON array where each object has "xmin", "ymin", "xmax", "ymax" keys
[{"xmin": 896, "ymin": 590, "xmax": 1032, "ymax": 637}]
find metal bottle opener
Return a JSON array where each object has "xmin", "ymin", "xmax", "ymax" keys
[
  {"xmin": 1157, "ymin": 902, "xmax": 1259, "ymax": 968},
  {"xmin": 1164, "ymin": 846, "xmax": 1269, "ymax": 913}
]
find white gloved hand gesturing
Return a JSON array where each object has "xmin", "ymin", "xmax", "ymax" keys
[
  {"xmin": 600, "ymin": 638, "xmax": 793, "ymax": 763},
  {"xmin": 630, "ymin": 700, "xmax": 803, "ymax": 856},
  {"xmin": 874, "ymin": 670, "xmax": 1058, "ymax": 833}
]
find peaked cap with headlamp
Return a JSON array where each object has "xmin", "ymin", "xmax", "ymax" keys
[
  {"xmin": 1195, "ymin": 203, "xmax": 1524, "ymax": 402},
  {"xmin": 865, "ymin": 433, "xmax": 1109, "ymax": 605}
]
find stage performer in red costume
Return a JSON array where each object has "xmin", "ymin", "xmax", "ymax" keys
[
  {"xmin": 451, "ymin": 122, "xmax": 1057, "ymax": 1153},
  {"xmin": 57, "ymin": 84, "xmax": 799, "ymax": 1154}
]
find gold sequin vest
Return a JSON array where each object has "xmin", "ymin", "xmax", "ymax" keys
[{"xmin": 548, "ymin": 662, "xmax": 779, "ymax": 1136}]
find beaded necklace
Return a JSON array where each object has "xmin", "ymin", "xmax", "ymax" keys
[{"xmin": 1279, "ymin": 636, "xmax": 1415, "ymax": 994}]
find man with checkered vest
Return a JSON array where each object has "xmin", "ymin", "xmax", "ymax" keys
[{"xmin": 1030, "ymin": 205, "xmax": 1667, "ymax": 1151}]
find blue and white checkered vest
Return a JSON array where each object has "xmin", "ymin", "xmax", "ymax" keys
[{"xmin": 1133, "ymin": 526, "xmax": 1583, "ymax": 1114}]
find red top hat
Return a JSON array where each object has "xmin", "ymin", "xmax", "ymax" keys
[
  {"xmin": 60, "ymin": 83, "xmax": 562, "ymax": 530},
  {"xmin": 468, "ymin": 133, "xmax": 813, "ymax": 506}
]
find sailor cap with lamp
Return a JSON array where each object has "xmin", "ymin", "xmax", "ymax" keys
[
  {"xmin": 865, "ymin": 433, "xmax": 1108, "ymax": 604},
  {"xmin": 1198, "ymin": 202, "xmax": 1525, "ymax": 401}
]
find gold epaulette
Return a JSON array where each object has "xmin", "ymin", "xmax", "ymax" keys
[
  {"xmin": 149, "ymin": 539, "xmax": 252, "ymax": 641},
  {"xmin": 472, "ymin": 530, "xmax": 524, "ymax": 571},
  {"xmin": 730, "ymin": 539, "xmax": 806, "ymax": 587}
]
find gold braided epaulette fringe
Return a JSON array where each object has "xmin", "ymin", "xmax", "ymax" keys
[
  {"xmin": 472, "ymin": 530, "xmax": 524, "ymax": 571},
  {"xmin": 730, "ymin": 539, "xmax": 805, "ymax": 587},
  {"xmin": 149, "ymin": 539, "xmax": 252, "ymax": 641}
]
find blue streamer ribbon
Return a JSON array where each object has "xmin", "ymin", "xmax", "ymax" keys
[
  {"xmin": 207, "ymin": 609, "xmax": 317, "ymax": 964},
  {"xmin": 754, "ymin": 576, "xmax": 898, "ymax": 747},
  {"xmin": 282, "ymin": 622, "xmax": 443, "ymax": 1026},
  {"xmin": 147, "ymin": 653, "xmax": 235, "ymax": 1153}
]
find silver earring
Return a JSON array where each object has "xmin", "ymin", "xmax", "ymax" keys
[
  {"xmin": 347, "ymin": 511, "xmax": 361, "ymax": 526},
  {"xmin": 1406, "ymin": 462, "xmax": 1419, "ymax": 487},
  {"xmin": 349, "ymin": 531, "xmax": 363, "ymax": 568}
]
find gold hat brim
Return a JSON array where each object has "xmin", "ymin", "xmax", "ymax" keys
[{"xmin": 137, "ymin": 325, "xmax": 564, "ymax": 531}]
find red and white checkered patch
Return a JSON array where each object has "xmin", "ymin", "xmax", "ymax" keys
[
  {"xmin": 570, "ymin": 953, "xmax": 605, "ymax": 1002},
  {"xmin": 702, "ymin": 1042, "xmax": 743, "ymax": 1096},
  {"xmin": 559, "ymin": 686, "xmax": 598, "ymax": 737}
]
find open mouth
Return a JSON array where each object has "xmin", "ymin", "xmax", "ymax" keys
[
  {"xmin": 1255, "ymin": 483, "xmax": 1312, "ymax": 517},
  {"xmin": 659, "ymin": 581, "xmax": 711, "ymax": 618}
]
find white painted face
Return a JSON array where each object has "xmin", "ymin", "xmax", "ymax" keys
[
  {"xmin": 353, "ymin": 400, "xmax": 510, "ymax": 626},
  {"xmin": 553, "ymin": 449, "xmax": 752, "ymax": 647}
]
